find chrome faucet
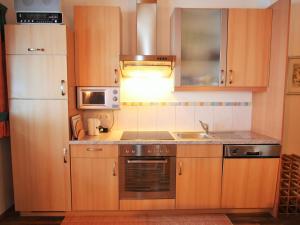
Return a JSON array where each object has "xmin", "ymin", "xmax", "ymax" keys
[{"xmin": 199, "ymin": 120, "xmax": 209, "ymax": 135}]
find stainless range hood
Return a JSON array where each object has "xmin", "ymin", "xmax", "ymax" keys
[{"xmin": 120, "ymin": 0, "xmax": 176, "ymax": 77}]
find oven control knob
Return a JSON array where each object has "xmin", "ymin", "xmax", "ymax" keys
[
  {"xmin": 126, "ymin": 149, "xmax": 129, "ymax": 154},
  {"xmin": 113, "ymin": 96, "xmax": 118, "ymax": 102},
  {"xmin": 113, "ymin": 89, "xmax": 118, "ymax": 95},
  {"xmin": 132, "ymin": 150, "xmax": 135, "ymax": 153}
]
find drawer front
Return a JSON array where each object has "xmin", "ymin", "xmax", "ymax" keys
[
  {"xmin": 6, "ymin": 55, "xmax": 67, "ymax": 99},
  {"xmin": 177, "ymin": 144, "xmax": 222, "ymax": 158},
  {"xmin": 71, "ymin": 144, "xmax": 118, "ymax": 158},
  {"xmin": 5, "ymin": 25, "xmax": 67, "ymax": 55}
]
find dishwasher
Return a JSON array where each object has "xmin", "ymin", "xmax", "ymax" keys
[{"xmin": 222, "ymin": 144, "xmax": 281, "ymax": 209}]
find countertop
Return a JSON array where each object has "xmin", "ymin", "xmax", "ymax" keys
[{"xmin": 69, "ymin": 131, "xmax": 280, "ymax": 145}]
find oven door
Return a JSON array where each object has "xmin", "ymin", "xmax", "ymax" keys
[
  {"xmin": 119, "ymin": 156, "xmax": 176, "ymax": 199},
  {"xmin": 77, "ymin": 87, "xmax": 108, "ymax": 109}
]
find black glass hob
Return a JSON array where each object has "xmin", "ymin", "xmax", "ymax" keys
[{"xmin": 121, "ymin": 131, "xmax": 174, "ymax": 140}]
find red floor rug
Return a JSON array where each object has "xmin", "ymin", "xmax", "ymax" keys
[{"xmin": 61, "ymin": 214, "xmax": 233, "ymax": 225}]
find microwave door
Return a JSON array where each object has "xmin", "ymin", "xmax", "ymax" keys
[{"xmin": 82, "ymin": 90, "xmax": 106, "ymax": 108}]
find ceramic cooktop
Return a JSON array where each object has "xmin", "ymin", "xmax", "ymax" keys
[{"xmin": 121, "ymin": 131, "xmax": 175, "ymax": 140}]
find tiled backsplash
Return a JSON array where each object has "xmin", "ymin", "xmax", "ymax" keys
[
  {"xmin": 113, "ymin": 104, "xmax": 251, "ymax": 132},
  {"xmin": 83, "ymin": 92, "xmax": 252, "ymax": 132},
  {"xmin": 83, "ymin": 101, "xmax": 252, "ymax": 132}
]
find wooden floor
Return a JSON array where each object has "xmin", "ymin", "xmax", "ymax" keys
[{"xmin": 1, "ymin": 212, "xmax": 300, "ymax": 225}]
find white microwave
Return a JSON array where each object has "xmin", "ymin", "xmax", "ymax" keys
[{"xmin": 77, "ymin": 87, "xmax": 120, "ymax": 109}]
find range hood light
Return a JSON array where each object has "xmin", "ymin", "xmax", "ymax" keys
[{"xmin": 120, "ymin": 55, "xmax": 175, "ymax": 77}]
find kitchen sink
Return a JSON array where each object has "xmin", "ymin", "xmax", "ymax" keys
[{"xmin": 174, "ymin": 132, "xmax": 214, "ymax": 140}]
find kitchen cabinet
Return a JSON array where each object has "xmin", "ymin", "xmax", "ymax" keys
[
  {"xmin": 222, "ymin": 158, "xmax": 279, "ymax": 208},
  {"xmin": 6, "ymin": 55, "xmax": 67, "ymax": 99},
  {"xmin": 9, "ymin": 100, "xmax": 70, "ymax": 211},
  {"xmin": 171, "ymin": 8, "xmax": 272, "ymax": 90},
  {"xmin": 74, "ymin": 6, "xmax": 121, "ymax": 87},
  {"xmin": 176, "ymin": 145, "xmax": 222, "ymax": 209},
  {"xmin": 5, "ymin": 25, "xmax": 67, "ymax": 55},
  {"xmin": 71, "ymin": 145, "xmax": 119, "ymax": 211},
  {"xmin": 5, "ymin": 24, "xmax": 75, "ymax": 212},
  {"xmin": 226, "ymin": 9, "xmax": 272, "ymax": 87},
  {"xmin": 171, "ymin": 9, "xmax": 227, "ymax": 88}
]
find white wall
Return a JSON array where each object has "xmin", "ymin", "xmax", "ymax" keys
[{"xmin": 0, "ymin": 138, "xmax": 13, "ymax": 215}]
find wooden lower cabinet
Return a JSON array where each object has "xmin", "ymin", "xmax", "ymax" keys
[
  {"xmin": 221, "ymin": 158, "xmax": 280, "ymax": 208},
  {"xmin": 71, "ymin": 145, "xmax": 119, "ymax": 211},
  {"xmin": 176, "ymin": 158, "xmax": 222, "ymax": 209},
  {"xmin": 10, "ymin": 99, "xmax": 70, "ymax": 211}
]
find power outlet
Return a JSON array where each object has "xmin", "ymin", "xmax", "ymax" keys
[{"xmin": 99, "ymin": 113, "xmax": 112, "ymax": 128}]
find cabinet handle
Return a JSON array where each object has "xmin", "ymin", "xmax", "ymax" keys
[
  {"xmin": 60, "ymin": 80, "xmax": 66, "ymax": 96},
  {"xmin": 220, "ymin": 69, "xmax": 225, "ymax": 85},
  {"xmin": 27, "ymin": 48, "xmax": 45, "ymax": 52},
  {"xmin": 112, "ymin": 161, "xmax": 117, "ymax": 176},
  {"xmin": 178, "ymin": 161, "xmax": 183, "ymax": 176},
  {"xmin": 228, "ymin": 69, "xmax": 233, "ymax": 84},
  {"xmin": 114, "ymin": 69, "xmax": 118, "ymax": 84},
  {"xmin": 63, "ymin": 148, "xmax": 68, "ymax": 163},
  {"xmin": 86, "ymin": 148, "xmax": 103, "ymax": 151}
]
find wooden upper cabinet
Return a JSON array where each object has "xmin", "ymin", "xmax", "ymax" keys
[
  {"xmin": 172, "ymin": 8, "xmax": 273, "ymax": 91},
  {"xmin": 74, "ymin": 6, "xmax": 121, "ymax": 86},
  {"xmin": 227, "ymin": 9, "xmax": 272, "ymax": 87},
  {"xmin": 5, "ymin": 25, "xmax": 67, "ymax": 55},
  {"xmin": 222, "ymin": 158, "xmax": 279, "ymax": 209}
]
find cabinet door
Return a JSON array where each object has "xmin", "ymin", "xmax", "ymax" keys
[
  {"xmin": 71, "ymin": 157, "xmax": 119, "ymax": 210},
  {"xmin": 5, "ymin": 25, "xmax": 67, "ymax": 55},
  {"xmin": 74, "ymin": 6, "xmax": 120, "ymax": 86},
  {"xmin": 227, "ymin": 9, "xmax": 272, "ymax": 87},
  {"xmin": 176, "ymin": 158, "xmax": 222, "ymax": 209},
  {"xmin": 9, "ymin": 100, "xmax": 70, "ymax": 211},
  {"xmin": 6, "ymin": 55, "xmax": 67, "ymax": 99},
  {"xmin": 222, "ymin": 158, "xmax": 279, "ymax": 208},
  {"xmin": 172, "ymin": 9, "xmax": 227, "ymax": 87}
]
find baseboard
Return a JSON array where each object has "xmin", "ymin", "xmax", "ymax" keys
[
  {"xmin": 0, "ymin": 205, "xmax": 15, "ymax": 221},
  {"xmin": 17, "ymin": 208, "xmax": 274, "ymax": 217}
]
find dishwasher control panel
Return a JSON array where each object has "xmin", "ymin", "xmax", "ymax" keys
[{"xmin": 224, "ymin": 144, "xmax": 281, "ymax": 158}]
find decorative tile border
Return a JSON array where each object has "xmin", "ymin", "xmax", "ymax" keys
[{"xmin": 121, "ymin": 102, "xmax": 251, "ymax": 106}]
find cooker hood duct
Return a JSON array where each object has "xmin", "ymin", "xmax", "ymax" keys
[{"xmin": 120, "ymin": 0, "xmax": 175, "ymax": 77}]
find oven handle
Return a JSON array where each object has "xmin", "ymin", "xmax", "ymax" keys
[{"xmin": 127, "ymin": 159, "xmax": 168, "ymax": 164}]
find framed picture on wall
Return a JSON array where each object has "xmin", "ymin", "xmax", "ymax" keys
[{"xmin": 287, "ymin": 57, "xmax": 300, "ymax": 94}]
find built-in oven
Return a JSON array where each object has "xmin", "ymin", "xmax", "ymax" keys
[
  {"xmin": 119, "ymin": 144, "xmax": 176, "ymax": 199},
  {"xmin": 77, "ymin": 87, "xmax": 120, "ymax": 109}
]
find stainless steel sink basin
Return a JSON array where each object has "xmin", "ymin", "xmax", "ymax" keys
[{"xmin": 174, "ymin": 132, "xmax": 214, "ymax": 139}]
